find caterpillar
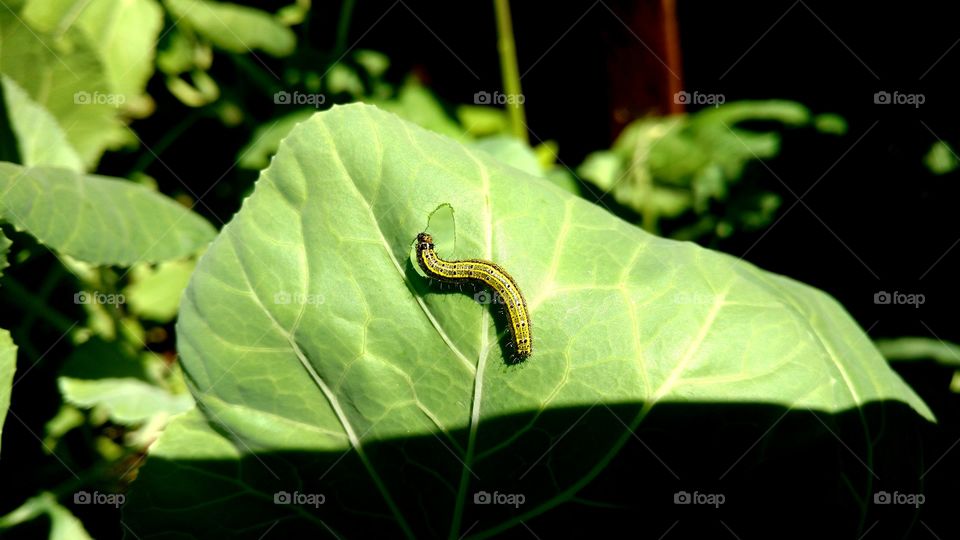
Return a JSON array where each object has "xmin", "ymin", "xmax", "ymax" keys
[{"xmin": 415, "ymin": 232, "xmax": 532, "ymax": 360}]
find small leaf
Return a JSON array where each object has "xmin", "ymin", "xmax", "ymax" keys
[
  {"xmin": 813, "ymin": 113, "xmax": 848, "ymax": 135},
  {"xmin": 58, "ymin": 377, "xmax": 193, "ymax": 424},
  {"xmin": 0, "ymin": 162, "xmax": 216, "ymax": 265},
  {"xmin": 58, "ymin": 339, "xmax": 193, "ymax": 424},
  {"xmin": 471, "ymin": 136, "xmax": 542, "ymax": 176},
  {"xmin": 47, "ymin": 494, "xmax": 94, "ymax": 540},
  {"xmin": 124, "ymin": 259, "xmax": 197, "ymax": 322},
  {"xmin": 0, "ymin": 329, "xmax": 15, "ymax": 455},
  {"xmin": 22, "ymin": 0, "xmax": 164, "ymax": 107},
  {"xmin": 876, "ymin": 336, "xmax": 960, "ymax": 366},
  {"xmin": 0, "ymin": 75, "xmax": 83, "ymax": 170},
  {"xmin": 370, "ymin": 80, "xmax": 462, "ymax": 138},
  {"xmin": 0, "ymin": 9, "xmax": 133, "ymax": 168},
  {"xmin": 0, "ymin": 229, "xmax": 12, "ymax": 455},
  {"xmin": 0, "ymin": 492, "xmax": 93, "ymax": 539},
  {"xmin": 164, "ymin": 0, "xmax": 296, "ymax": 57},
  {"xmin": 0, "ymin": 228, "xmax": 10, "ymax": 278},
  {"xmin": 923, "ymin": 141, "xmax": 959, "ymax": 176},
  {"xmin": 76, "ymin": 0, "xmax": 164, "ymax": 109},
  {"xmin": 456, "ymin": 104, "xmax": 509, "ymax": 137}
]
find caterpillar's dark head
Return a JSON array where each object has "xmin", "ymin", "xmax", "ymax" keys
[{"xmin": 416, "ymin": 232, "xmax": 434, "ymax": 250}]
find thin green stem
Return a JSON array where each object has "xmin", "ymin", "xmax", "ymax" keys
[
  {"xmin": 335, "ymin": 0, "xmax": 357, "ymax": 53},
  {"xmin": 493, "ymin": 0, "xmax": 527, "ymax": 143}
]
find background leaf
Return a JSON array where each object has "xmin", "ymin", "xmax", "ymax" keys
[
  {"xmin": 21, "ymin": 0, "xmax": 163, "ymax": 110},
  {"xmin": 164, "ymin": 0, "xmax": 297, "ymax": 57},
  {"xmin": 877, "ymin": 337, "xmax": 960, "ymax": 366},
  {"xmin": 58, "ymin": 338, "xmax": 193, "ymax": 424},
  {"xmin": 0, "ymin": 228, "xmax": 10, "ymax": 277},
  {"xmin": 0, "ymin": 75, "xmax": 83, "ymax": 170},
  {"xmin": 0, "ymin": 229, "xmax": 13, "ymax": 454},
  {"xmin": 0, "ymin": 492, "xmax": 93, "ymax": 539},
  {"xmin": 0, "ymin": 162, "xmax": 215, "ymax": 265},
  {"xmin": 0, "ymin": 330, "xmax": 15, "ymax": 456},
  {"xmin": 924, "ymin": 141, "xmax": 959, "ymax": 176},
  {"xmin": 0, "ymin": 9, "xmax": 133, "ymax": 168},
  {"xmin": 123, "ymin": 259, "xmax": 197, "ymax": 322},
  {"xmin": 124, "ymin": 104, "xmax": 932, "ymax": 537}
]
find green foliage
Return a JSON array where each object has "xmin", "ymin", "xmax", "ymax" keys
[
  {"xmin": 238, "ymin": 76, "xmax": 516, "ymax": 172},
  {"xmin": 164, "ymin": 0, "xmax": 297, "ymax": 57},
  {"xmin": 123, "ymin": 105, "xmax": 931, "ymax": 537},
  {"xmin": 0, "ymin": 1, "xmax": 217, "ymax": 534},
  {"xmin": 0, "ymin": 163, "xmax": 215, "ymax": 265},
  {"xmin": 0, "ymin": 75, "xmax": 83, "ymax": 170},
  {"xmin": 123, "ymin": 259, "xmax": 197, "ymax": 322},
  {"xmin": 878, "ymin": 337, "xmax": 960, "ymax": 393},
  {"xmin": 0, "ymin": 9, "xmax": 135, "ymax": 168},
  {"xmin": 58, "ymin": 339, "xmax": 193, "ymax": 424},
  {"xmin": 0, "ymin": 329, "xmax": 14, "ymax": 454},
  {"xmin": 877, "ymin": 336, "xmax": 960, "ymax": 365},
  {"xmin": 22, "ymin": 0, "xmax": 164, "ymax": 117},
  {"xmin": 578, "ymin": 100, "xmax": 834, "ymax": 238},
  {"xmin": 0, "ymin": 492, "xmax": 93, "ymax": 539},
  {"xmin": 0, "ymin": 231, "xmax": 14, "ymax": 454}
]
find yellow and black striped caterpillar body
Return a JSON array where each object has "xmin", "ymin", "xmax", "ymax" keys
[{"xmin": 415, "ymin": 232, "xmax": 532, "ymax": 360}]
